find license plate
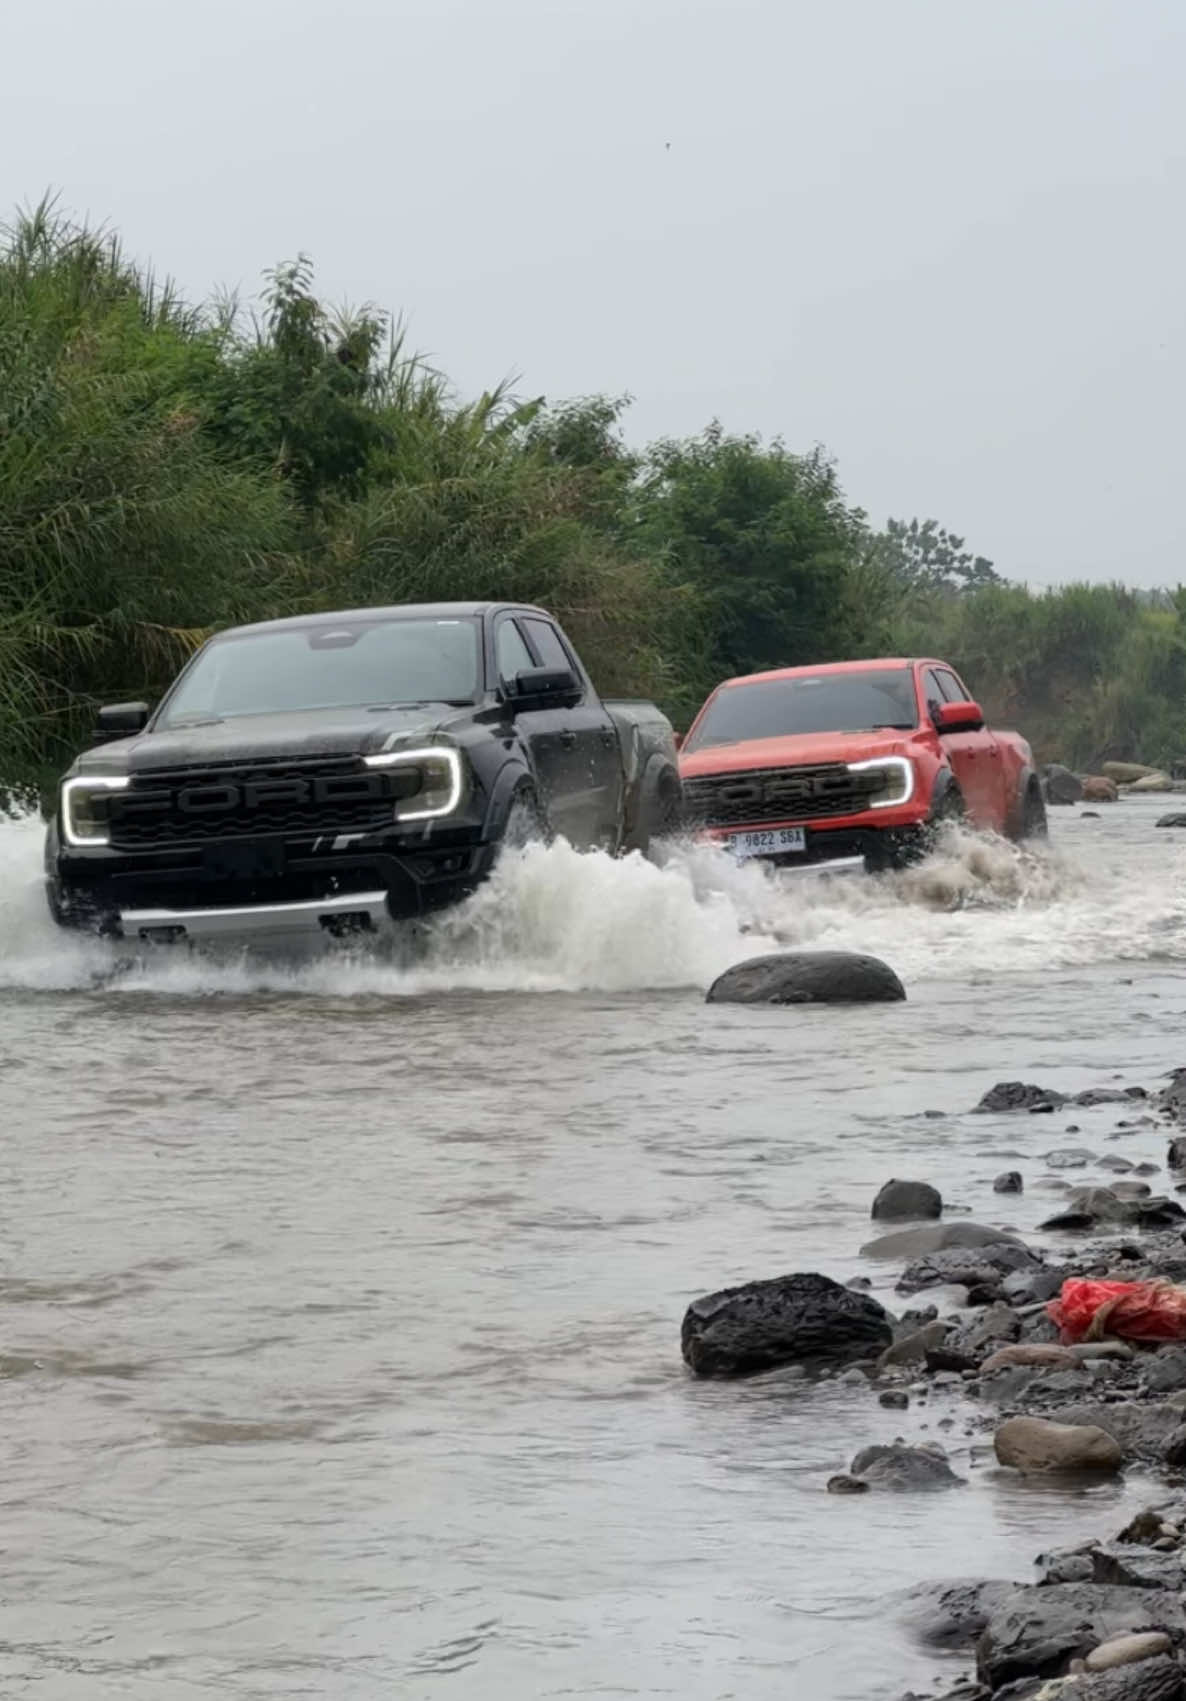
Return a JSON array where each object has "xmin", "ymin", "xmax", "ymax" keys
[
  {"xmin": 725, "ymin": 827, "xmax": 806, "ymax": 860},
  {"xmin": 202, "ymin": 841, "xmax": 286, "ymax": 880}
]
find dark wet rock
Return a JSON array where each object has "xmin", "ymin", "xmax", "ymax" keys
[
  {"xmin": 826, "ymin": 1473, "xmax": 869, "ymax": 1494},
  {"xmin": 877, "ymin": 1318, "xmax": 950, "ymax": 1370},
  {"xmin": 1099, "ymin": 1155, "xmax": 1135, "ymax": 1173},
  {"xmin": 850, "ymin": 1440, "xmax": 964, "ymax": 1490},
  {"xmin": 879, "ymin": 1389, "xmax": 909, "ymax": 1409},
  {"xmin": 846, "ymin": 1275, "xmax": 873, "ymax": 1290},
  {"xmin": 1076, "ymin": 1087, "xmax": 1148, "ymax": 1107},
  {"xmin": 1137, "ymin": 1163, "xmax": 1162, "ymax": 1176},
  {"xmin": 1044, "ymin": 1147, "xmax": 1099, "ymax": 1170},
  {"xmin": 705, "ymin": 950, "xmax": 906, "ymax": 1005},
  {"xmin": 1040, "ymin": 1188, "xmax": 1186, "ymax": 1231},
  {"xmin": 1162, "ymin": 1425, "xmax": 1186, "ymax": 1468},
  {"xmin": 1157, "ymin": 814, "xmax": 1186, "ymax": 828},
  {"xmin": 1001, "ymin": 1267, "xmax": 1064, "ymax": 1305},
  {"xmin": 1071, "ymin": 1655, "xmax": 1186, "ymax": 1700},
  {"xmin": 994, "ymin": 1171, "xmax": 1024, "ymax": 1194},
  {"xmin": 994, "ymin": 1414, "xmax": 1123, "ymax": 1473},
  {"xmin": 872, "ymin": 1179, "xmax": 943, "ymax": 1221},
  {"xmin": 905, "ymin": 1578, "xmax": 1023, "ymax": 1649},
  {"xmin": 897, "ymin": 1241, "xmax": 1042, "ymax": 1296},
  {"xmin": 1082, "ymin": 810, "xmax": 1102, "ymax": 818},
  {"xmin": 977, "ymin": 1082, "xmax": 1069, "ymax": 1113},
  {"xmin": 1035, "ymin": 1544, "xmax": 1096, "ymax": 1584},
  {"xmin": 1092, "ymin": 1542, "xmax": 1186, "ymax": 1590},
  {"xmin": 1169, "ymin": 1138, "xmax": 1186, "ymax": 1169},
  {"xmin": 1112, "ymin": 1180, "xmax": 1154, "ymax": 1199},
  {"xmin": 899, "ymin": 1304, "xmax": 940, "ymax": 1328},
  {"xmin": 926, "ymin": 1346, "xmax": 978, "ymax": 1375},
  {"xmin": 863, "ymin": 1222, "xmax": 1021, "ymax": 1258},
  {"xmin": 681, "ymin": 1270, "xmax": 892, "ymax": 1377},
  {"xmin": 1045, "ymin": 764, "xmax": 1084, "ymax": 805},
  {"xmin": 975, "ymin": 1583, "xmax": 1186, "ymax": 1690},
  {"xmin": 1143, "ymin": 1348, "xmax": 1186, "ymax": 1394}
]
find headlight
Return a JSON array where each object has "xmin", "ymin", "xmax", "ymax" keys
[
  {"xmin": 363, "ymin": 746, "xmax": 464, "ymax": 822},
  {"xmin": 60, "ymin": 775, "xmax": 131, "ymax": 847},
  {"xmin": 847, "ymin": 756, "xmax": 914, "ymax": 809}
]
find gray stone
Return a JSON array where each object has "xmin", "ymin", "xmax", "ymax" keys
[
  {"xmin": 994, "ymin": 1415, "xmax": 1123, "ymax": 1474},
  {"xmin": 1086, "ymin": 1631, "xmax": 1173, "ymax": 1671},
  {"xmin": 871, "ymin": 1178, "xmax": 943, "ymax": 1221},
  {"xmin": 862, "ymin": 1222, "xmax": 1021, "ymax": 1258},
  {"xmin": 897, "ymin": 1240, "xmax": 1042, "ymax": 1295},
  {"xmin": 1032, "ymin": 1400, "xmax": 1183, "ymax": 1460},
  {"xmin": 849, "ymin": 1440, "xmax": 964, "ymax": 1490},
  {"xmin": 977, "ymin": 1082, "xmax": 1068, "ymax": 1113},
  {"xmin": 681, "ymin": 1270, "xmax": 892, "ymax": 1377},
  {"xmin": 975, "ymin": 1583, "xmax": 1186, "ymax": 1691},
  {"xmin": 877, "ymin": 1318, "xmax": 950, "ymax": 1370},
  {"xmin": 705, "ymin": 950, "xmax": 905, "ymax": 1005},
  {"xmin": 1045, "ymin": 764, "xmax": 1084, "ymax": 804},
  {"xmin": 1044, "ymin": 1147, "xmax": 1099, "ymax": 1170},
  {"xmin": 1143, "ymin": 1348, "xmax": 1186, "ymax": 1394},
  {"xmin": 825, "ymin": 1473, "xmax": 868, "ymax": 1494},
  {"xmin": 994, "ymin": 1170, "xmax": 1024, "ymax": 1194}
]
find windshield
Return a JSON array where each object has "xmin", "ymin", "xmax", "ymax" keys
[
  {"xmin": 159, "ymin": 618, "xmax": 482, "ymax": 726},
  {"xmin": 684, "ymin": 668, "xmax": 918, "ymax": 751}
]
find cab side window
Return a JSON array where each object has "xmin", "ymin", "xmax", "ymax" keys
[
  {"xmin": 496, "ymin": 618, "xmax": 535, "ymax": 687},
  {"xmin": 522, "ymin": 618, "xmax": 574, "ymax": 676},
  {"xmin": 924, "ymin": 669, "xmax": 947, "ymax": 722},
  {"xmin": 935, "ymin": 668, "xmax": 969, "ymax": 703}
]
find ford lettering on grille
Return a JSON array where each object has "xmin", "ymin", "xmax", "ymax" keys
[
  {"xmin": 684, "ymin": 764, "xmax": 884, "ymax": 828},
  {"xmin": 106, "ymin": 762, "xmax": 420, "ymax": 847}
]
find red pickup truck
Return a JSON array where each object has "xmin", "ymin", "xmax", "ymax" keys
[{"xmin": 678, "ymin": 657, "xmax": 1044, "ymax": 870}]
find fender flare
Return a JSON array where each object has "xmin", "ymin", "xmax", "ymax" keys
[
  {"xmin": 483, "ymin": 757, "xmax": 538, "ymax": 841},
  {"xmin": 928, "ymin": 763, "xmax": 963, "ymax": 817},
  {"xmin": 622, "ymin": 752, "xmax": 682, "ymax": 852}
]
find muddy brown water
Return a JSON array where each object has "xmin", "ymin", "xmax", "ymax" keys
[{"xmin": 1, "ymin": 803, "xmax": 1185, "ymax": 1698}]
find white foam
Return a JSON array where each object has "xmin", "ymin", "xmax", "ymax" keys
[{"xmin": 2, "ymin": 807, "xmax": 1184, "ymax": 997}]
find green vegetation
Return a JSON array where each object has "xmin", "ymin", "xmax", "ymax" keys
[{"xmin": 2, "ymin": 200, "xmax": 1183, "ymax": 798}]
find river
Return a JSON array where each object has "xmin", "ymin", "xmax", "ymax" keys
[{"xmin": 0, "ymin": 802, "xmax": 1184, "ymax": 1699}]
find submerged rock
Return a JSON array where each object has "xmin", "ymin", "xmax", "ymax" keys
[
  {"xmin": 994, "ymin": 1171, "xmax": 1024, "ymax": 1194},
  {"xmin": 680, "ymin": 1270, "xmax": 892, "ymax": 1377},
  {"xmin": 977, "ymin": 1082, "xmax": 1068, "ymax": 1113},
  {"xmin": 705, "ymin": 951, "xmax": 906, "ymax": 1005},
  {"xmin": 862, "ymin": 1222, "xmax": 1021, "ymax": 1258},
  {"xmin": 872, "ymin": 1178, "xmax": 943, "ymax": 1220},
  {"xmin": 849, "ymin": 1440, "xmax": 964, "ymax": 1491},
  {"xmin": 896, "ymin": 1240, "xmax": 1042, "ymax": 1295},
  {"xmin": 1045, "ymin": 763, "xmax": 1084, "ymax": 805}
]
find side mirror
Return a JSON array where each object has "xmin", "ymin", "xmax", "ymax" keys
[
  {"xmin": 96, "ymin": 701, "xmax": 150, "ymax": 738},
  {"xmin": 510, "ymin": 666, "xmax": 579, "ymax": 708},
  {"xmin": 935, "ymin": 699, "xmax": 985, "ymax": 734}
]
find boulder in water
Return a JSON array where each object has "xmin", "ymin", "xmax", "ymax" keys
[
  {"xmin": 1082, "ymin": 775, "xmax": 1120, "ymax": 802},
  {"xmin": 976, "ymin": 1583, "xmax": 1186, "ymax": 1691},
  {"xmin": 1104, "ymin": 761, "xmax": 1161, "ymax": 784},
  {"xmin": 870, "ymin": 1178, "xmax": 942, "ymax": 1220},
  {"xmin": 976, "ymin": 1081, "xmax": 1069, "ymax": 1112},
  {"xmin": 1129, "ymin": 772, "xmax": 1175, "ymax": 793},
  {"xmin": 848, "ymin": 1440, "xmax": 964, "ymax": 1491},
  {"xmin": 1044, "ymin": 762, "xmax": 1084, "ymax": 804},
  {"xmin": 993, "ymin": 1170, "xmax": 1024, "ymax": 1193},
  {"xmin": 680, "ymin": 1270, "xmax": 891, "ymax": 1377},
  {"xmin": 861, "ymin": 1221, "xmax": 1019, "ymax": 1258},
  {"xmin": 705, "ymin": 951, "xmax": 905, "ymax": 1006},
  {"xmin": 1157, "ymin": 814, "xmax": 1186, "ymax": 829}
]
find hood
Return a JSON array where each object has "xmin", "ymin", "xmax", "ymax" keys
[
  {"xmin": 73, "ymin": 704, "xmax": 466, "ymax": 776},
  {"xmin": 679, "ymin": 725, "xmax": 919, "ymax": 778}
]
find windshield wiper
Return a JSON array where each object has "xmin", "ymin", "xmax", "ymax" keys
[{"xmin": 365, "ymin": 700, "xmax": 472, "ymax": 711}]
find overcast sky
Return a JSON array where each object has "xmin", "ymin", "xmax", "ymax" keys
[{"xmin": 5, "ymin": 0, "xmax": 1183, "ymax": 586}]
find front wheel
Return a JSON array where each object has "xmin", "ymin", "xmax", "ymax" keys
[
  {"xmin": 501, "ymin": 788, "xmax": 551, "ymax": 852},
  {"xmin": 864, "ymin": 786, "xmax": 964, "ymax": 873},
  {"xmin": 1018, "ymin": 780, "xmax": 1048, "ymax": 841},
  {"xmin": 622, "ymin": 770, "xmax": 682, "ymax": 860}
]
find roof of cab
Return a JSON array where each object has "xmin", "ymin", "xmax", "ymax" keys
[
  {"xmin": 218, "ymin": 602, "xmax": 550, "ymax": 637},
  {"xmin": 718, "ymin": 658, "xmax": 937, "ymax": 688}
]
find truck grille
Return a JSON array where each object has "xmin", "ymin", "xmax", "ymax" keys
[
  {"xmin": 106, "ymin": 757, "xmax": 411, "ymax": 848},
  {"xmin": 683, "ymin": 764, "xmax": 885, "ymax": 828}
]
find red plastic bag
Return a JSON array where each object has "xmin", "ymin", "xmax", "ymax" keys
[{"xmin": 1048, "ymin": 1278, "xmax": 1186, "ymax": 1343}]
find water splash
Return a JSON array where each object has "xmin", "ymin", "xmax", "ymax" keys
[{"xmin": 1, "ymin": 807, "xmax": 1182, "ymax": 998}]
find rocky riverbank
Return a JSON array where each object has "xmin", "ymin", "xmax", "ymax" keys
[{"xmin": 682, "ymin": 1065, "xmax": 1186, "ymax": 1699}]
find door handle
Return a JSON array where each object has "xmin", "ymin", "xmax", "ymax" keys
[{"xmin": 559, "ymin": 730, "xmax": 577, "ymax": 750}]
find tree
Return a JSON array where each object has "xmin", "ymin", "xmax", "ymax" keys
[{"xmin": 867, "ymin": 517, "xmax": 999, "ymax": 596}]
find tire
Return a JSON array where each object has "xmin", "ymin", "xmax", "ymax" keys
[
  {"xmin": 501, "ymin": 787, "xmax": 550, "ymax": 851},
  {"xmin": 1018, "ymin": 779, "xmax": 1048, "ymax": 841},
  {"xmin": 623, "ymin": 769, "xmax": 682, "ymax": 860},
  {"xmin": 864, "ymin": 785, "xmax": 964, "ymax": 874}
]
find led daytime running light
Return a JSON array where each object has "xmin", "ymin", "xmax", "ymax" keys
[
  {"xmin": 363, "ymin": 745, "xmax": 463, "ymax": 821},
  {"xmin": 61, "ymin": 775, "xmax": 131, "ymax": 847},
  {"xmin": 846, "ymin": 755, "xmax": 914, "ymax": 809}
]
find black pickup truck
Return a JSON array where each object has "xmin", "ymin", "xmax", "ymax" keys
[{"xmin": 45, "ymin": 602, "xmax": 682, "ymax": 943}]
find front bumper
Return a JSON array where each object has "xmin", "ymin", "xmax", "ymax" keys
[
  {"xmin": 703, "ymin": 810, "xmax": 930, "ymax": 868},
  {"xmin": 48, "ymin": 828, "xmax": 500, "ymax": 939}
]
